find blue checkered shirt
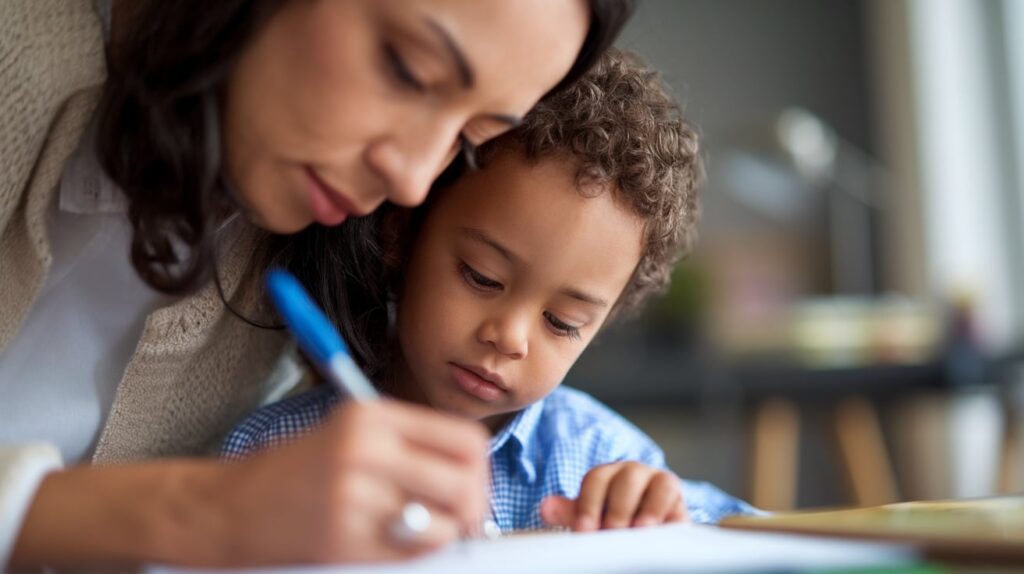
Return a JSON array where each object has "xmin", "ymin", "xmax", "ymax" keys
[{"xmin": 221, "ymin": 386, "xmax": 761, "ymax": 531}]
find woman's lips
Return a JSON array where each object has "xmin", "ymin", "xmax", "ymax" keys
[
  {"xmin": 304, "ymin": 166, "xmax": 358, "ymax": 226},
  {"xmin": 449, "ymin": 363, "xmax": 507, "ymax": 402}
]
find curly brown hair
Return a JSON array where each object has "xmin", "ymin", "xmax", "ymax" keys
[
  {"xmin": 304, "ymin": 48, "xmax": 700, "ymax": 381},
  {"xmin": 497, "ymin": 48, "xmax": 702, "ymax": 319}
]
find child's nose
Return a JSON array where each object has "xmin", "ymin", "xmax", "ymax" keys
[{"xmin": 477, "ymin": 313, "xmax": 529, "ymax": 360}]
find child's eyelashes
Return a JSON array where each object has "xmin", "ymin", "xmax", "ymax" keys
[
  {"xmin": 543, "ymin": 311, "xmax": 582, "ymax": 341},
  {"xmin": 458, "ymin": 261, "xmax": 584, "ymax": 341},
  {"xmin": 459, "ymin": 261, "xmax": 503, "ymax": 292}
]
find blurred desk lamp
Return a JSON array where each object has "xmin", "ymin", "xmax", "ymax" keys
[{"xmin": 718, "ymin": 108, "xmax": 887, "ymax": 295}]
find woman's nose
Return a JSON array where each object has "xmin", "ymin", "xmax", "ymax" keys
[
  {"xmin": 366, "ymin": 117, "xmax": 462, "ymax": 207},
  {"xmin": 477, "ymin": 312, "xmax": 529, "ymax": 360}
]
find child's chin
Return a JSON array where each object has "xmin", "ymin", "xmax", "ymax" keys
[{"xmin": 435, "ymin": 401, "xmax": 503, "ymax": 425}]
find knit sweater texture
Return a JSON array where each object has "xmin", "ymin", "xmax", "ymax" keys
[{"xmin": 0, "ymin": 0, "xmax": 288, "ymax": 464}]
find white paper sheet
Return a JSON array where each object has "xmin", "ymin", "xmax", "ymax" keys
[{"xmin": 150, "ymin": 523, "xmax": 918, "ymax": 574}]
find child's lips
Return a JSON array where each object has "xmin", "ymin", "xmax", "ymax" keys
[{"xmin": 449, "ymin": 363, "xmax": 507, "ymax": 402}]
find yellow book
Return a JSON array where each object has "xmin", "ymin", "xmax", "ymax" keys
[{"xmin": 720, "ymin": 495, "xmax": 1024, "ymax": 564}]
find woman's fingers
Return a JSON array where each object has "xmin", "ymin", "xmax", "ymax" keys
[
  {"xmin": 329, "ymin": 401, "xmax": 489, "ymax": 531},
  {"xmin": 220, "ymin": 400, "xmax": 491, "ymax": 565},
  {"xmin": 382, "ymin": 439, "xmax": 489, "ymax": 530},
  {"xmin": 372, "ymin": 400, "xmax": 491, "ymax": 464},
  {"xmin": 385, "ymin": 501, "xmax": 462, "ymax": 554}
]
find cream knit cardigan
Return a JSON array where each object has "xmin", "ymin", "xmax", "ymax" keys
[{"xmin": 0, "ymin": 1, "xmax": 289, "ymax": 463}]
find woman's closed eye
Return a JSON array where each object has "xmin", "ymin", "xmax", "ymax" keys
[
  {"xmin": 383, "ymin": 42, "xmax": 425, "ymax": 92},
  {"xmin": 459, "ymin": 262, "xmax": 502, "ymax": 291},
  {"xmin": 543, "ymin": 311, "xmax": 582, "ymax": 341},
  {"xmin": 385, "ymin": 42, "xmax": 478, "ymax": 169}
]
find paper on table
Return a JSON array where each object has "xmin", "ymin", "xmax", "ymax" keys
[{"xmin": 149, "ymin": 523, "xmax": 918, "ymax": 574}]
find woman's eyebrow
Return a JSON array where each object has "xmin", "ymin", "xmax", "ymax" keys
[
  {"xmin": 426, "ymin": 18, "xmax": 474, "ymax": 88},
  {"xmin": 425, "ymin": 18, "xmax": 523, "ymax": 129}
]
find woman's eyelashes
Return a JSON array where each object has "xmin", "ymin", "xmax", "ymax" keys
[
  {"xmin": 458, "ymin": 262, "xmax": 584, "ymax": 341},
  {"xmin": 384, "ymin": 42, "xmax": 477, "ymax": 169},
  {"xmin": 384, "ymin": 42, "xmax": 425, "ymax": 92}
]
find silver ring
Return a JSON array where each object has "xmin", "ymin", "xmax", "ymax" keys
[{"xmin": 390, "ymin": 502, "xmax": 432, "ymax": 543}]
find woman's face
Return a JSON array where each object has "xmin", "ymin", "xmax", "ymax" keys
[{"xmin": 224, "ymin": 0, "xmax": 589, "ymax": 233}]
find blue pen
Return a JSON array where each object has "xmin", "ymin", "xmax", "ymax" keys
[
  {"xmin": 265, "ymin": 268, "xmax": 501, "ymax": 540},
  {"xmin": 265, "ymin": 268, "xmax": 379, "ymax": 402}
]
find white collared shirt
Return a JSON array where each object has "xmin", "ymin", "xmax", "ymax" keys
[{"xmin": 0, "ymin": 118, "xmax": 173, "ymax": 463}]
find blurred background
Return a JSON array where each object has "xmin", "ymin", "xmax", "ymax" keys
[{"xmin": 564, "ymin": 0, "xmax": 1024, "ymax": 510}]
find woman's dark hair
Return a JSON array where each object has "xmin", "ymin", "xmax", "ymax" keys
[{"xmin": 97, "ymin": 0, "xmax": 634, "ymax": 374}]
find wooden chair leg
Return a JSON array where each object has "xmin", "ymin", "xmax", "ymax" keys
[
  {"xmin": 998, "ymin": 399, "xmax": 1019, "ymax": 494},
  {"xmin": 834, "ymin": 396, "xmax": 900, "ymax": 506},
  {"xmin": 750, "ymin": 398, "xmax": 800, "ymax": 511}
]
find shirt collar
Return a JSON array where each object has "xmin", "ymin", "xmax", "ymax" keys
[
  {"xmin": 489, "ymin": 397, "xmax": 547, "ymax": 482},
  {"xmin": 58, "ymin": 116, "xmax": 128, "ymax": 215}
]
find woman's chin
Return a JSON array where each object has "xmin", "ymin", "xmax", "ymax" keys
[{"xmin": 242, "ymin": 203, "xmax": 314, "ymax": 234}]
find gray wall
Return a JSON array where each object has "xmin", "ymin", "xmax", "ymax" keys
[
  {"xmin": 615, "ymin": 0, "xmax": 875, "ymax": 156},
  {"xmin": 567, "ymin": 0, "xmax": 879, "ymax": 508}
]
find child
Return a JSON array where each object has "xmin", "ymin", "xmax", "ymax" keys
[{"xmin": 223, "ymin": 50, "xmax": 758, "ymax": 532}]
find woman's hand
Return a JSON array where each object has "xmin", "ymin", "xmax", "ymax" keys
[
  {"xmin": 10, "ymin": 400, "xmax": 490, "ymax": 569},
  {"xmin": 221, "ymin": 400, "xmax": 491, "ymax": 564},
  {"xmin": 539, "ymin": 462, "xmax": 687, "ymax": 532}
]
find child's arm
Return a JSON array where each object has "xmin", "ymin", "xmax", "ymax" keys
[{"xmin": 539, "ymin": 461, "xmax": 686, "ymax": 531}]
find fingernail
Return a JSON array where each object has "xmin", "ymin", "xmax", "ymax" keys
[
  {"xmin": 633, "ymin": 515, "xmax": 654, "ymax": 528},
  {"xmin": 576, "ymin": 515, "xmax": 597, "ymax": 531}
]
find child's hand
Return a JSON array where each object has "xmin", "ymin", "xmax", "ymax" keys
[{"xmin": 539, "ymin": 462, "xmax": 687, "ymax": 532}]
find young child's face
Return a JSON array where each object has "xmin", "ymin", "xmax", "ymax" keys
[{"xmin": 394, "ymin": 147, "xmax": 644, "ymax": 431}]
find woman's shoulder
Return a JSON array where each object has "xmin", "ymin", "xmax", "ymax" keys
[
  {"xmin": 0, "ymin": 1, "xmax": 106, "ymax": 119},
  {"xmin": 0, "ymin": 0, "xmax": 106, "ymax": 221}
]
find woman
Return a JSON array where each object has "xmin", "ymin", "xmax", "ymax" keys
[{"xmin": 0, "ymin": 0, "xmax": 632, "ymax": 568}]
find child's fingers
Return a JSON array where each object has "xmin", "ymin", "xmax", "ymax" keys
[
  {"xmin": 574, "ymin": 464, "xmax": 620, "ymax": 532},
  {"xmin": 602, "ymin": 463, "xmax": 655, "ymax": 529},
  {"xmin": 539, "ymin": 495, "xmax": 575, "ymax": 527},
  {"xmin": 666, "ymin": 492, "xmax": 688, "ymax": 523},
  {"xmin": 632, "ymin": 473, "xmax": 683, "ymax": 527}
]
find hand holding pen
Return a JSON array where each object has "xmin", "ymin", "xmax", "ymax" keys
[{"xmin": 266, "ymin": 269, "xmax": 498, "ymax": 544}]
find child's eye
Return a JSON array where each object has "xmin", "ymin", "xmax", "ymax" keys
[
  {"xmin": 383, "ymin": 42, "xmax": 425, "ymax": 92},
  {"xmin": 459, "ymin": 262, "xmax": 503, "ymax": 292},
  {"xmin": 544, "ymin": 311, "xmax": 582, "ymax": 341}
]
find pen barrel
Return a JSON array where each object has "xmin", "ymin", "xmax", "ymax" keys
[{"xmin": 326, "ymin": 354, "xmax": 380, "ymax": 402}]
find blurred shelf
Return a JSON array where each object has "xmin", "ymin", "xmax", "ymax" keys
[{"xmin": 566, "ymin": 343, "xmax": 948, "ymax": 407}]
